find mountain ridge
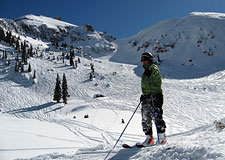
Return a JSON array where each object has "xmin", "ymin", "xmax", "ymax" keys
[{"xmin": 111, "ymin": 12, "xmax": 225, "ymax": 78}]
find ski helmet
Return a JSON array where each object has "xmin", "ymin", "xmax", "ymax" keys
[{"xmin": 141, "ymin": 52, "xmax": 153, "ymax": 61}]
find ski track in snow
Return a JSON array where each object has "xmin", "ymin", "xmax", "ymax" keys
[{"xmin": 0, "ymin": 48, "xmax": 225, "ymax": 160}]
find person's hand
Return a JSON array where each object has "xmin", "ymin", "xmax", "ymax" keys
[
  {"xmin": 144, "ymin": 69, "xmax": 152, "ymax": 77},
  {"xmin": 140, "ymin": 95, "xmax": 145, "ymax": 102}
]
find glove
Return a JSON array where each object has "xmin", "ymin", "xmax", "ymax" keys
[
  {"xmin": 140, "ymin": 95, "xmax": 145, "ymax": 102},
  {"xmin": 144, "ymin": 69, "xmax": 152, "ymax": 77}
]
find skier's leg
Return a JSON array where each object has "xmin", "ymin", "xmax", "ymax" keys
[
  {"xmin": 141, "ymin": 96, "xmax": 154, "ymax": 145},
  {"xmin": 153, "ymin": 93, "xmax": 167, "ymax": 144},
  {"xmin": 153, "ymin": 93, "xmax": 166, "ymax": 133},
  {"xmin": 141, "ymin": 96, "xmax": 153, "ymax": 135}
]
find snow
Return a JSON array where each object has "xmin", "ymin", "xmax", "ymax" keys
[
  {"xmin": 15, "ymin": 14, "xmax": 77, "ymax": 31},
  {"xmin": 191, "ymin": 12, "xmax": 225, "ymax": 19},
  {"xmin": 0, "ymin": 12, "xmax": 225, "ymax": 160},
  {"xmin": 0, "ymin": 115, "xmax": 81, "ymax": 160}
]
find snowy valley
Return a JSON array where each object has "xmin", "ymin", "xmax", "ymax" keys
[{"xmin": 0, "ymin": 12, "xmax": 225, "ymax": 160}]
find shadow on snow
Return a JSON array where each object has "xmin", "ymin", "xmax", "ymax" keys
[{"xmin": 5, "ymin": 102, "xmax": 56, "ymax": 114}]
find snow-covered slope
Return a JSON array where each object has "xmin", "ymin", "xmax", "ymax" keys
[
  {"xmin": 15, "ymin": 14, "xmax": 77, "ymax": 30},
  {"xmin": 112, "ymin": 12, "xmax": 225, "ymax": 78},
  {"xmin": 0, "ymin": 14, "xmax": 116, "ymax": 56},
  {"xmin": 0, "ymin": 12, "xmax": 225, "ymax": 160}
]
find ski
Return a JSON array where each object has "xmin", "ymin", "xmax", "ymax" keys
[
  {"xmin": 136, "ymin": 142, "xmax": 157, "ymax": 148},
  {"xmin": 122, "ymin": 143, "xmax": 155, "ymax": 149},
  {"xmin": 122, "ymin": 144, "xmax": 134, "ymax": 148},
  {"xmin": 122, "ymin": 142, "xmax": 170, "ymax": 149}
]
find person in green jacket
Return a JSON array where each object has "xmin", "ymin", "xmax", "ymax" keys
[{"xmin": 140, "ymin": 52, "xmax": 167, "ymax": 146}]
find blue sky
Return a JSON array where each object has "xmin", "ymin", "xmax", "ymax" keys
[{"xmin": 1, "ymin": 0, "xmax": 225, "ymax": 39}]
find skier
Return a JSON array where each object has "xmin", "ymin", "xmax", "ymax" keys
[{"xmin": 140, "ymin": 52, "xmax": 167, "ymax": 146}]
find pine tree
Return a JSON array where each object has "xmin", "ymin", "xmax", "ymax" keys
[
  {"xmin": 53, "ymin": 74, "xmax": 62, "ymax": 103},
  {"xmin": 62, "ymin": 73, "xmax": 68, "ymax": 104},
  {"xmin": 56, "ymin": 42, "xmax": 59, "ymax": 48},
  {"xmin": 15, "ymin": 39, "xmax": 20, "ymax": 51},
  {"xmin": 70, "ymin": 54, "xmax": 74, "ymax": 66},
  {"xmin": 33, "ymin": 70, "xmax": 36, "ymax": 79},
  {"xmin": 66, "ymin": 53, "xmax": 69, "ymax": 59},
  {"xmin": 24, "ymin": 53, "xmax": 28, "ymax": 65},
  {"xmin": 5, "ymin": 31, "xmax": 11, "ymax": 44},
  {"xmin": 4, "ymin": 52, "xmax": 7, "ymax": 59},
  {"xmin": 91, "ymin": 63, "xmax": 94, "ymax": 73},
  {"xmin": 70, "ymin": 49, "xmax": 75, "ymax": 58},
  {"xmin": 62, "ymin": 52, "xmax": 65, "ymax": 63},
  {"xmin": 29, "ymin": 44, "xmax": 33, "ymax": 57},
  {"xmin": 21, "ymin": 40, "xmax": 26, "ymax": 63},
  {"xmin": 90, "ymin": 72, "xmax": 93, "ymax": 80},
  {"xmin": 28, "ymin": 63, "xmax": 31, "ymax": 72},
  {"xmin": 15, "ymin": 61, "xmax": 19, "ymax": 72},
  {"xmin": 7, "ymin": 58, "xmax": 10, "ymax": 66},
  {"xmin": 21, "ymin": 64, "xmax": 24, "ymax": 72},
  {"xmin": 15, "ymin": 53, "xmax": 19, "ymax": 64},
  {"xmin": 0, "ymin": 28, "xmax": 5, "ymax": 41}
]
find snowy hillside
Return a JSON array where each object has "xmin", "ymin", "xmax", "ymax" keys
[
  {"xmin": 0, "ymin": 14, "xmax": 116, "ymax": 57},
  {"xmin": 112, "ymin": 12, "xmax": 225, "ymax": 78},
  {"xmin": 0, "ymin": 12, "xmax": 225, "ymax": 160}
]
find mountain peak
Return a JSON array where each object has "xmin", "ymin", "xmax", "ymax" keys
[
  {"xmin": 190, "ymin": 12, "xmax": 225, "ymax": 19},
  {"xmin": 15, "ymin": 14, "xmax": 77, "ymax": 30}
]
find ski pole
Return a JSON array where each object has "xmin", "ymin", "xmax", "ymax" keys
[
  {"xmin": 104, "ymin": 101, "xmax": 142, "ymax": 160},
  {"xmin": 148, "ymin": 78, "xmax": 160, "ymax": 144}
]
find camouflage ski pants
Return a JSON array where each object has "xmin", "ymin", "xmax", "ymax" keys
[{"xmin": 141, "ymin": 93, "xmax": 166, "ymax": 136}]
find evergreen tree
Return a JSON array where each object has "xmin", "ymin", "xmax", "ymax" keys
[
  {"xmin": 15, "ymin": 53, "xmax": 19, "ymax": 61},
  {"xmin": 4, "ymin": 52, "xmax": 7, "ymax": 59},
  {"xmin": 21, "ymin": 40, "xmax": 26, "ymax": 63},
  {"xmin": 53, "ymin": 74, "xmax": 62, "ymax": 103},
  {"xmin": 62, "ymin": 52, "xmax": 65, "ymax": 63},
  {"xmin": 29, "ymin": 44, "xmax": 33, "ymax": 57},
  {"xmin": 5, "ymin": 31, "xmax": 11, "ymax": 44},
  {"xmin": 28, "ymin": 63, "xmax": 31, "ymax": 72},
  {"xmin": 66, "ymin": 53, "xmax": 69, "ymax": 59},
  {"xmin": 2, "ymin": 51, "xmax": 4, "ymax": 60},
  {"xmin": 0, "ymin": 28, "xmax": 5, "ymax": 41},
  {"xmin": 55, "ymin": 42, "xmax": 59, "ymax": 48},
  {"xmin": 62, "ymin": 73, "xmax": 68, "ymax": 104},
  {"xmin": 11, "ymin": 36, "xmax": 15, "ymax": 47},
  {"xmin": 90, "ymin": 72, "xmax": 93, "ymax": 80},
  {"xmin": 70, "ymin": 54, "xmax": 74, "ymax": 66},
  {"xmin": 33, "ymin": 70, "xmax": 36, "ymax": 79},
  {"xmin": 91, "ymin": 63, "xmax": 94, "ymax": 74},
  {"xmin": 21, "ymin": 63, "xmax": 25, "ymax": 72},
  {"xmin": 15, "ymin": 39, "xmax": 20, "ymax": 51},
  {"xmin": 24, "ymin": 53, "xmax": 28, "ymax": 65},
  {"xmin": 21, "ymin": 64, "xmax": 24, "ymax": 72},
  {"xmin": 15, "ymin": 61, "xmax": 19, "ymax": 72},
  {"xmin": 7, "ymin": 58, "xmax": 10, "ymax": 66}
]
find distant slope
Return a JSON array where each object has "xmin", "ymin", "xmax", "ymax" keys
[
  {"xmin": 0, "ymin": 14, "xmax": 116, "ymax": 57},
  {"xmin": 111, "ymin": 12, "xmax": 225, "ymax": 78}
]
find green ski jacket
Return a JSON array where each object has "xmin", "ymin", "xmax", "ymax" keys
[{"xmin": 141, "ymin": 63, "xmax": 162, "ymax": 95}]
